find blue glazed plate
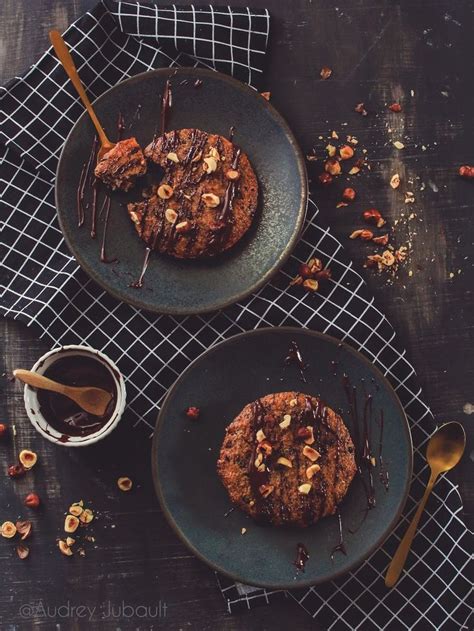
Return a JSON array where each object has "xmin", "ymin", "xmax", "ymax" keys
[
  {"xmin": 56, "ymin": 68, "xmax": 307, "ymax": 315},
  {"xmin": 152, "ymin": 327, "xmax": 413, "ymax": 589}
]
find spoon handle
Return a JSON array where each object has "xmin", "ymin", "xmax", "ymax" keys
[
  {"xmin": 13, "ymin": 369, "xmax": 69, "ymax": 396},
  {"xmin": 385, "ymin": 472, "xmax": 437, "ymax": 587},
  {"xmin": 49, "ymin": 30, "xmax": 110, "ymax": 148}
]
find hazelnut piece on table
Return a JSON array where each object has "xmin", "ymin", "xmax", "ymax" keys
[
  {"xmin": 16, "ymin": 544, "xmax": 30, "ymax": 560},
  {"xmin": 19, "ymin": 449, "xmax": 37, "ymax": 469},
  {"xmin": 24, "ymin": 493, "xmax": 41, "ymax": 509},
  {"xmin": 58, "ymin": 540, "xmax": 73, "ymax": 556},
  {"xmin": 185, "ymin": 406, "xmax": 200, "ymax": 420},
  {"xmin": 117, "ymin": 477, "xmax": 133, "ymax": 492},
  {"xmin": 64, "ymin": 515, "xmax": 80, "ymax": 534},
  {"xmin": 79, "ymin": 509, "xmax": 94, "ymax": 524},
  {"xmin": 1, "ymin": 521, "xmax": 17, "ymax": 538}
]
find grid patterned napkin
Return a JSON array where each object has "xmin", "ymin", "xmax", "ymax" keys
[{"xmin": 1, "ymin": 2, "xmax": 471, "ymax": 629}]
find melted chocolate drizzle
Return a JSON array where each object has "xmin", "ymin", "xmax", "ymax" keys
[
  {"xmin": 76, "ymin": 136, "xmax": 98, "ymax": 228},
  {"xmin": 294, "ymin": 543, "xmax": 310, "ymax": 572},
  {"xmin": 330, "ymin": 510, "xmax": 347, "ymax": 560},
  {"xmin": 377, "ymin": 409, "xmax": 389, "ymax": 491},
  {"xmin": 285, "ymin": 341, "xmax": 308, "ymax": 382},
  {"xmin": 160, "ymin": 79, "xmax": 172, "ymax": 135},
  {"xmin": 342, "ymin": 374, "xmax": 377, "ymax": 530}
]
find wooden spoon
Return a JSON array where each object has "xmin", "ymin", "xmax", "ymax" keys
[
  {"xmin": 385, "ymin": 421, "xmax": 466, "ymax": 587},
  {"xmin": 14, "ymin": 369, "xmax": 113, "ymax": 417},
  {"xmin": 49, "ymin": 30, "xmax": 115, "ymax": 161}
]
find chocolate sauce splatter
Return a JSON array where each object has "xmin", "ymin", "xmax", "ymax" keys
[
  {"xmin": 294, "ymin": 543, "xmax": 310, "ymax": 572},
  {"xmin": 330, "ymin": 510, "xmax": 347, "ymax": 560},
  {"xmin": 285, "ymin": 341, "xmax": 308, "ymax": 382}
]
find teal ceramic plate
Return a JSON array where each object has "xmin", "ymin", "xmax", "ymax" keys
[
  {"xmin": 152, "ymin": 328, "xmax": 412, "ymax": 589},
  {"xmin": 55, "ymin": 68, "xmax": 307, "ymax": 315}
]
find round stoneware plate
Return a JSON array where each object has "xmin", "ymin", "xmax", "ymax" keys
[
  {"xmin": 56, "ymin": 68, "xmax": 307, "ymax": 315},
  {"xmin": 152, "ymin": 327, "xmax": 413, "ymax": 589}
]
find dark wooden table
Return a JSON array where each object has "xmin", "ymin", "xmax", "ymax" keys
[{"xmin": 1, "ymin": 1, "xmax": 472, "ymax": 629}]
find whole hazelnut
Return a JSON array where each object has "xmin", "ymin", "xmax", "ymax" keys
[
  {"xmin": 324, "ymin": 158, "xmax": 341, "ymax": 176},
  {"xmin": 186, "ymin": 406, "xmax": 200, "ymax": 420},
  {"xmin": 24, "ymin": 492, "xmax": 41, "ymax": 509},
  {"xmin": 8, "ymin": 464, "xmax": 26, "ymax": 479},
  {"xmin": 342, "ymin": 188, "xmax": 356, "ymax": 202},
  {"xmin": 339, "ymin": 145, "xmax": 354, "ymax": 160},
  {"xmin": 318, "ymin": 172, "xmax": 333, "ymax": 186}
]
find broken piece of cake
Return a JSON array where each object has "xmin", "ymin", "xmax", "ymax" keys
[{"xmin": 94, "ymin": 137, "xmax": 147, "ymax": 191}]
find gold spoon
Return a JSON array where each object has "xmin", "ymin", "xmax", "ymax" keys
[
  {"xmin": 14, "ymin": 369, "xmax": 113, "ymax": 417},
  {"xmin": 49, "ymin": 30, "xmax": 115, "ymax": 161},
  {"xmin": 385, "ymin": 421, "xmax": 466, "ymax": 588}
]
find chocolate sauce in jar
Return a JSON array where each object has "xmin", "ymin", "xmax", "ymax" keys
[{"xmin": 37, "ymin": 356, "xmax": 117, "ymax": 437}]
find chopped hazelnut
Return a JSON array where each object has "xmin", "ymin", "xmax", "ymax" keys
[
  {"xmin": 298, "ymin": 483, "xmax": 312, "ymax": 495},
  {"xmin": 326, "ymin": 144, "xmax": 336, "ymax": 157},
  {"xmin": 64, "ymin": 515, "xmax": 80, "ymax": 534},
  {"xmin": 208, "ymin": 147, "xmax": 220, "ymax": 161},
  {"xmin": 303, "ymin": 445, "xmax": 321, "ymax": 462},
  {"xmin": 390, "ymin": 173, "xmax": 401, "ymax": 189},
  {"xmin": 276, "ymin": 457, "xmax": 293, "ymax": 468},
  {"xmin": 185, "ymin": 406, "xmax": 200, "ymax": 420},
  {"xmin": 157, "ymin": 184, "xmax": 173, "ymax": 199},
  {"xmin": 279, "ymin": 414, "xmax": 292, "ymax": 429},
  {"xmin": 24, "ymin": 493, "xmax": 40, "ymax": 509},
  {"xmin": 1, "ymin": 521, "xmax": 17, "ymax": 538},
  {"xmin": 342, "ymin": 188, "xmax": 356, "ymax": 202},
  {"xmin": 257, "ymin": 440, "xmax": 272, "ymax": 456},
  {"xmin": 259, "ymin": 484, "xmax": 274, "ymax": 498},
  {"xmin": 306, "ymin": 464, "xmax": 321, "ymax": 479},
  {"xmin": 165, "ymin": 208, "xmax": 178, "ymax": 224},
  {"xmin": 7, "ymin": 463, "xmax": 26, "ymax": 478},
  {"xmin": 303, "ymin": 278, "xmax": 319, "ymax": 292},
  {"xmin": 373, "ymin": 234, "xmax": 389, "ymax": 246},
  {"xmin": 289, "ymin": 398, "xmax": 298, "ymax": 407},
  {"xmin": 256, "ymin": 429, "xmax": 266, "ymax": 442},
  {"xmin": 349, "ymin": 229, "xmax": 374, "ymax": 241},
  {"xmin": 58, "ymin": 540, "xmax": 73, "ymax": 556},
  {"xmin": 393, "ymin": 141, "xmax": 405, "ymax": 150},
  {"xmin": 19, "ymin": 449, "xmax": 37, "ymax": 470},
  {"xmin": 117, "ymin": 477, "xmax": 133, "ymax": 492},
  {"xmin": 382, "ymin": 250, "xmax": 396, "ymax": 266},
  {"xmin": 339, "ymin": 145, "xmax": 354, "ymax": 160},
  {"xmin": 68, "ymin": 503, "xmax": 84, "ymax": 517},
  {"xmin": 225, "ymin": 169, "xmax": 240, "ymax": 181},
  {"xmin": 261, "ymin": 91, "xmax": 271, "ymax": 100},
  {"xmin": 362, "ymin": 209, "xmax": 386, "ymax": 228},
  {"xmin": 303, "ymin": 426, "xmax": 315, "ymax": 445},
  {"xmin": 166, "ymin": 152, "xmax": 179, "ymax": 163},
  {"xmin": 354, "ymin": 102, "xmax": 368, "ymax": 116},
  {"xmin": 175, "ymin": 220, "xmax": 191, "ymax": 234},
  {"xmin": 324, "ymin": 158, "xmax": 341, "ymax": 176},
  {"xmin": 203, "ymin": 157, "xmax": 218, "ymax": 173},
  {"xmin": 254, "ymin": 453, "xmax": 263, "ymax": 468},
  {"xmin": 16, "ymin": 544, "xmax": 30, "ymax": 560},
  {"xmin": 318, "ymin": 172, "xmax": 333, "ymax": 186},
  {"xmin": 16, "ymin": 520, "xmax": 32, "ymax": 540},
  {"xmin": 79, "ymin": 509, "xmax": 94, "ymax": 524},
  {"xmin": 66, "ymin": 537, "xmax": 75, "ymax": 547},
  {"xmin": 201, "ymin": 193, "xmax": 220, "ymax": 208},
  {"xmin": 320, "ymin": 66, "xmax": 332, "ymax": 80}
]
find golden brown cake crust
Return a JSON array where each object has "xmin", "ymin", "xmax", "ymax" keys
[
  {"xmin": 217, "ymin": 392, "xmax": 357, "ymax": 527},
  {"xmin": 127, "ymin": 128, "xmax": 258, "ymax": 258}
]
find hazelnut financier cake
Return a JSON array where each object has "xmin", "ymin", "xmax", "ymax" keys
[
  {"xmin": 217, "ymin": 392, "xmax": 357, "ymax": 527},
  {"xmin": 94, "ymin": 137, "xmax": 147, "ymax": 191},
  {"xmin": 127, "ymin": 128, "xmax": 258, "ymax": 258}
]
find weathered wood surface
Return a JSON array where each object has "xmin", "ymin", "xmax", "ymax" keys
[{"xmin": 1, "ymin": 0, "xmax": 472, "ymax": 629}]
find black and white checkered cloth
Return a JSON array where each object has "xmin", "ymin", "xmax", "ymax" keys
[{"xmin": 1, "ymin": 2, "xmax": 471, "ymax": 629}]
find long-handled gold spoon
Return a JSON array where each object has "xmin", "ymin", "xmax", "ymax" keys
[
  {"xmin": 49, "ymin": 30, "xmax": 115, "ymax": 161},
  {"xmin": 14, "ymin": 369, "xmax": 113, "ymax": 417},
  {"xmin": 385, "ymin": 421, "xmax": 466, "ymax": 587}
]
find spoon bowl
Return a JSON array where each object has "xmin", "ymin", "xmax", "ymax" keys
[
  {"xmin": 426, "ymin": 421, "xmax": 466, "ymax": 473},
  {"xmin": 13, "ymin": 369, "xmax": 113, "ymax": 417}
]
